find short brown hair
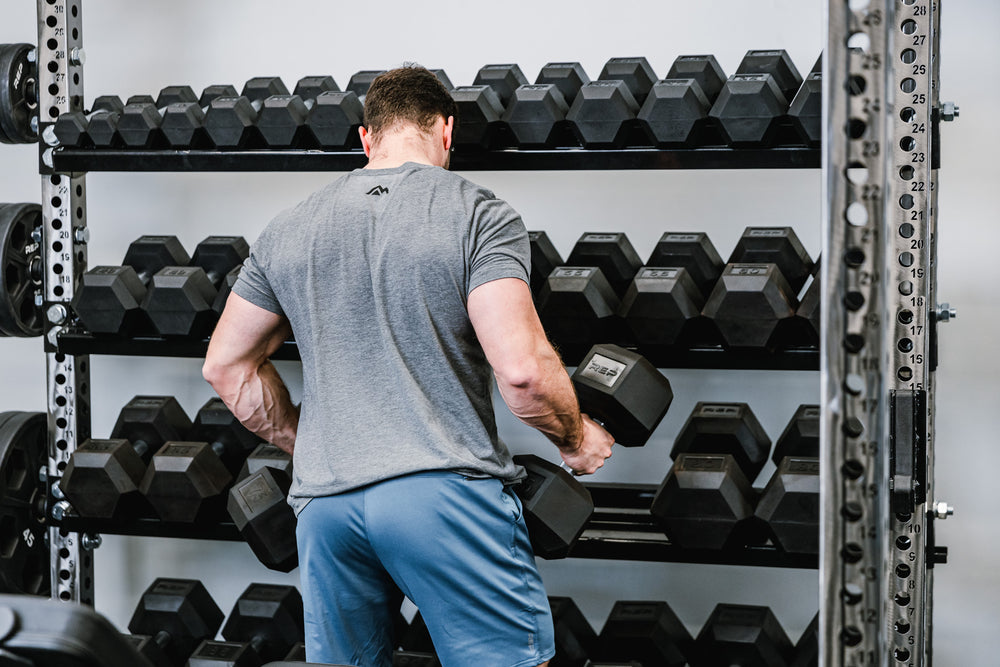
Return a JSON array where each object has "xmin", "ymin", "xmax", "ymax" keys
[{"xmin": 363, "ymin": 65, "xmax": 458, "ymax": 139}]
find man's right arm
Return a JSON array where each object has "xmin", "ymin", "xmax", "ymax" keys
[{"xmin": 468, "ymin": 277, "xmax": 614, "ymax": 474}]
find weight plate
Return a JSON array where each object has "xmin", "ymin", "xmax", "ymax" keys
[
  {"xmin": 0, "ymin": 44, "xmax": 37, "ymax": 144},
  {"xmin": 0, "ymin": 203, "xmax": 43, "ymax": 337},
  {"xmin": 0, "ymin": 411, "xmax": 49, "ymax": 597}
]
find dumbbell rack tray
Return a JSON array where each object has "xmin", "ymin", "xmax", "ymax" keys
[
  {"xmin": 54, "ymin": 481, "xmax": 815, "ymax": 569},
  {"xmin": 49, "ymin": 145, "xmax": 820, "ymax": 172}
]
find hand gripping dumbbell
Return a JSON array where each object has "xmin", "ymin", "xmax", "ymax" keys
[
  {"xmin": 61, "ymin": 395, "xmax": 192, "ymax": 519},
  {"xmin": 514, "ymin": 344, "xmax": 673, "ymax": 558}
]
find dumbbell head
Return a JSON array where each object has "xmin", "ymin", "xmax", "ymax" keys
[
  {"xmin": 549, "ymin": 596, "xmax": 597, "ymax": 664},
  {"xmin": 85, "ymin": 108, "xmax": 121, "ymax": 147},
  {"xmin": 645, "ymin": 231, "xmax": 725, "ymax": 299},
  {"xmin": 142, "ymin": 266, "xmax": 219, "ymax": 337},
  {"xmin": 571, "ymin": 344, "xmax": 673, "ymax": 447},
  {"xmin": 190, "ymin": 397, "xmax": 260, "ymax": 475},
  {"xmin": 791, "ymin": 614, "xmax": 818, "ymax": 667},
  {"xmin": 728, "ymin": 226, "xmax": 813, "ymax": 293},
  {"xmin": 709, "ymin": 73, "xmax": 789, "ymax": 146},
  {"xmin": 618, "ymin": 266, "xmax": 703, "ymax": 348},
  {"xmin": 155, "ymin": 85, "xmax": 198, "ymax": 108},
  {"xmin": 139, "ymin": 441, "xmax": 233, "ymax": 522},
  {"xmin": 293, "ymin": 75, "xmax": 339, "ymax": 101},
  {"xmin": 702, "ymin": 263, "xmax": 798, "ymax": 350},
  {"xmin": 200, "ymin": 84, "xmax": 239, "ymax": 107},
  {"xmin": 71, "ymin": 265, "xmax": 147, "ymax": 334},
  {"xmin": 598, "ymin": 57, "xmax": 658, "ymax": 105},
  {"xmin": 221, "ymin": 583, "xmax": 304, "ymax": 661},
  {"xmin": 185, "ymin": 640, "xmax": 259, "ymax": 666},
  {"xmin": 127, "ymin": 578, "xmax": 224, "ymax": 666},
  {"xmin": 92, "ymin": 95, "xmax": 125, "ymax": 114},
  {"xmin": 527, "ymin": 230, "xmax": 562, "ymax": 297},
  {"xmin": 666, "ymin": 55, "xmax": 727, "ymax": 102},
  {"xmin": 535, "ymin": 62, "xmax": 590, "ymax": 106},
  {"xmin": 670, "ymin": 401, "xmax": 771, "ymax": 481},
  {"xmin": 735, "ymin": 49, "xmax": 803, "ymax": 102},
  {"xmin": 512, "ymin": 454, "xmax": 593, "ymax": 559},
  {"xmin": 123, "ymin": 235, "xmax": 190, "ymax": 284},
  {"xmin": 773, "ymin": 404, "xmax": 819, "ymax": 462},
  {"xmin": 227, "ymin": 466, "xmax": 298, "ymax": 572},
  {"xmin": 241, "ymin": 76, "xmax": 289, "ymax": 101},
  {"xmin": 127, "ymin": 94, "xmax": 156, "ymax": 106},
  {"xmin": 161, "ymin": 102, "xmax": 207, "ymax": 148},
  {"xmin": 53, "ymin": 112, "xmax": 90, "ymax": 147},
  {"xmin": 61, "ymin": 396, "xmax": 191, "ymax": 518},
  {"xmin": 754, "ymin": 456, "xmax": 819, "ymax": 555},
  {"xmin": 237, "ymin": 442, "xmax": 292, "ymax": 484},
  {"xmin": 213, "ymin": 265, "xmax": 241, "ymax": 315},
  {"xmin": 796, "ymin": 262, "xmax": 820, "ymax": 345},
  {"xmin": 693, "ymin": 603, "xmax": 793, "ymax": 667},
  {"xmin": 429, "ymin": 68, "xmax": 454, "ymax": 90},
  {"xmin": 117, "ymin": 101, "xmax": 163, "ymax": 148},
  {"xmin": 650, "ymin": 452, "xmax": 756, "ymax": 550},
  {"xmin": 346, "ymin": 70, "xmax": 387, "ymax": 100},
  {"xmin": 535, "ymin": 266, "xmax": 620, "ymax": 352},
  {"xmin": 637, "ymin": 78, "xmax": 711, "ymax": 147},
  {"xmin": 472, "ymin": 63, "xmax": 528, "ymax": 107},
  {"xmin": 190, "ymin": 235, "xmax": 250, "ymax": 286},
  {"xmin": 205, "ymin": 96, "xmax": 261, "ymax": 148},
  {"xmin": 789, "ymin": 71, "xmax": 821, "ymax": 146},
  {"xmin": 565, "ymin": 232, "xmax": 643, "ymax": 297},
  {"xmin": 306, "ymin": 90, "xmax": 364, "ymax": 149},
  {"xmin": 566, "ymin": 80, "xmax": 638, "ymax": 148},
  {"xmin": 596, "ymin": 600, "xmax": 691, "ymax": 667},
  {"xmin": 501, "ymin": 84, "xmax": 568, "ymax": 147},
  {"xmin": 257, "ymin": 94, "xmax": 310, "ymax": 147},
  {"xmin": 450, "ymin": 85, "xmax": 503, "ymax": 149}
]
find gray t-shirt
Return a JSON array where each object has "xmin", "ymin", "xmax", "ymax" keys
[{"xmin": 233, "ymin": 162, "xmax": 530, "ymax": 513}]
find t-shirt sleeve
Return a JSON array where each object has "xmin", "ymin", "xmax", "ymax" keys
[
  {"xmin": 467, "ymin": 196, "xmax": 530, "ymax": 296},
  {"xmin": 232, "ymin": 228, "xmax": 285, "ymax": 316}
]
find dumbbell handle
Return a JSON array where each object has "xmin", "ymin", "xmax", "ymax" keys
[{"xmin": 559, "ymin": 415, "xmax": 608, "ymax": 476}]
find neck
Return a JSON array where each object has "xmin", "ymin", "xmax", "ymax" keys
[{"xmin": 364, "ymin": 129, "xmax": 444, "ymax": 170}]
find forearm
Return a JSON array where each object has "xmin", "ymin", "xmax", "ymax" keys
[
  {"xmin": 207, "ymin": 360, "xmax": 299, "ymax": 454},
  {"xmin": 496, "ymin": 347, "xmax": 583, "ymax": 452}
]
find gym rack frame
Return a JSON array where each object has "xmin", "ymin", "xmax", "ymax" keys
[{"xmin": 32, "ymin": 1, "xmax": 952, "ymax": 665}]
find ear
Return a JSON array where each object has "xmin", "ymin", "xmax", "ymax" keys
[
  {"xmin": 443, "ymin": 116, "xmax": 454, "ymax": 152},
  {"xmin": 360, "ymin": 126, "xmax": 372, "ymax": 157}
]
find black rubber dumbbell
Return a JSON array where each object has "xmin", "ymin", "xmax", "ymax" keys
[
  {"xmin": 53, "ymin": 95, "xmax": 125, "ymax": 147},
  {"xmin": 472, "ymin": 63, "xmax": 528, "ymax": 108},
  {"xmin": 160, "ymin": 85, "xmax": 239, "ymax": 148},
  {"xmin": 187, "ymin": 583, "xmax": 304, "ymax": 665},
  {"xmin": 527, "ymin": 230, "xmax": 563, "ymax": 298},
  {"xmin": 692, "ymin": 603, "xmax": 794, "ymax": 667},
  {"xmin": 61, "ymin": 396, "xmax": 192, "ymax": 519},
  {"xmin": 143, "ymin": 235, "xmax": 249, "ymax": 337},
  {"xmin": 228, "ymin": 443, "xmax": 298, "ymax": 572},
  {"xmin": 701, "ymin": 263, "xmax": 799, "ymax": 350},
  {"xmin": 451, "ymin": 85, "xmax": 504, "ymax": 149},
  {"xmin": 535, "ymin": 62, "xmax": 590, "ymax": 107},
  {"xmin": 346, "ymin": 70, "xmax": 387, "ymax": 102},
  {"xmin": 549, "ymin": 596, "xmax": 598, "ymax": 667},
  {"xmin": 204, "ymin": 76, "xmax": 288, "ymax": 148},
  {"xmin": 650, "ymin": 402, "xmax": 772, "ymax": 550},
  {"xmin": 596, "ymin": 600, "xmax": 691, "ymax": 667},
  {"xmin": 126, "ymin": 578, "xmax": 224, "ymax": 667},
  {"xmin": 514, "ymin": 344, "xmax": 673, "ymax": 559},
  {"xmin": 139, "ymin": 398, "xmax": 259, "ymax": 523},
  {"xmin": 72, "ymin": 235, "xmax": 190, "ymax": 336}
]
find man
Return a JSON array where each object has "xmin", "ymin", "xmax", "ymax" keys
[{"xmin": 203, "ymin": 66, "xmax": 613, "ymax": 667}]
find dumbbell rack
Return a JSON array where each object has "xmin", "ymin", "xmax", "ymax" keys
[{"xmin": 29, "ymin": 0, "xmax": 949, "ymax": 665}]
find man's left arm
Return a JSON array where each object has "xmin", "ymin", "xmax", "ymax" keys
[{"xmin": 202, "ymin": 293, "xmax": 298, "ymax": 453}]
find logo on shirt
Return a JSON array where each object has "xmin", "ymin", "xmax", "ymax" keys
[{"xmin": 366, "ymin": 185, "xmax": 389, "ymax": 196}]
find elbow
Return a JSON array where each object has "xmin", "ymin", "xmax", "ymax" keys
[
  {"xmin": 497, "ymin": 357, "xmax": 545, "ymax": 393},
  {"xmin": 202, "ymin": 355, "xmax": 241, "ymax": 397}
]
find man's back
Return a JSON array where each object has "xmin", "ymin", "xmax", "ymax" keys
[{"xmin": 233, "ymin": 162, "xmax": 530, "ymax": 510}]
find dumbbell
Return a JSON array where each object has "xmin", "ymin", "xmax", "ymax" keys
[
  {"xmin": 451, "ymin": 85, "xmax": 504, "ymax": 149},
  {"xmin": 52, "ymin": 95, "xmax": 124, "ymax": 147},
  {"xmin": 204, "ymin": 76, "xmax": 288, "ymax": 148},
  {"xmin": 346, "ymin": 69, "xmax": 387, "ymax": 102},
  {"xmin": 692, "ymin": 603, "xmax": 794, "ymax": 667},
  {"xmin": 126, "ymin": 578, "xmax": 224, "ymax": 667},
  {"xmin": 143, "ymin": 235, "xmax": 249, "ymax": 337},
  {"xmin": 227, "ymin": 443, "xmax": 298, "ymax": 572},
  {"xmin": 115, "ymin": 85, "xmax": 206, "ymax": 148},
  {"xmin": 501, "ymin": 83, "xmax": 571, "ymax": 148},
  {"xmin": 564, "ymin": 57, "xmax": 656, "ymax": 148},
  {"xmin": 160, "ymin": 84, "xmax": 239, "ymax": 148},
  {"xmin": 796, "ymin": 258, "xmax": 821, "ymax": 345},
  {"xmin": 259, "ymin": 77, "xmax": 367, "ymax": 149},
  {"xmin": 549, "ymin": 596, "xmax": 597, "ymax": 667},
  {"xmin": 595, "ymin": 600, "xmax": 691, "ymax": 667},
  {"xmin": 650, "ymin": 402, "xmax": 771, "ymax": 550},
  {"xmin": 140, "ymin": 398, "xmax": 261, "ymax": 522},
  {"xmin": 536, "ymin": 233, "xmax": 642, "ymax": 353},
  {"xmin": 703, "ymin": 227, "xmax": 813, "ymax": 350},
  {"xmin": 186, "ymin": 583, "xmax": 304, "ymax": 665},
  {"xmin": 72, "ymin": 235, "xmax": 190, "ymax": 335},
  {"xmin": 755, "ymin": 404, "xmax": 820, "ymax": 555},
  {"xmin": 790, "ymin": 614, "xmax": 818, "ymax": 667},
  {"xmin": 472, "ymin": 64, "xmax": 527, "ymax": 108},
  {"xmin": 527, "ymin": 230, "xmax": 563, "ymax": 298},
  {"xmin": 61, "ymin": 395, "xmax": 192, "ymax": 519},
  {"xmin": 514, "ymin": 344, "xmax": 673, "ymax": 559},
  {"xmin": 710, "ymin": 49, "xmax": 802, "ymax": 146}
]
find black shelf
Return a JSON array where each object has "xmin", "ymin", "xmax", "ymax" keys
[
  {"xmin": 55, "ymin": 329, "xmax": 818, "ymax": 370},
  {"xmin": 54, "ymin": 483, "xmax": 816, "ymax": 569},
  {"xmin": 50, "ymin": 146, "xmax": 820, "ymax": 173}
]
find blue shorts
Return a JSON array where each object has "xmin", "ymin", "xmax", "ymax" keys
[{"xmin": 296, "ymin": 471, "xmax": 555, "ymax": 667}]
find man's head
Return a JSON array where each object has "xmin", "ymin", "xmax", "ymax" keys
[{"xmin": 360, "ymin": 65, "xmax": 457, "ymax": 166}]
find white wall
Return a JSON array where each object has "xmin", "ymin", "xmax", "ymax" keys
[{"xmin": 0, "ymin": 0, "xmax": 996, "ymax": 663}]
